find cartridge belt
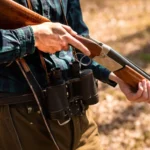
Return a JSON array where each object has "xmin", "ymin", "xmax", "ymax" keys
[
  {"xmin": 0, "ymin": 90, "xmax": 88, "ymax": 118},
  {"xmin": 0, "ymin": 69, "xmax": 99, "ymax": 122}
]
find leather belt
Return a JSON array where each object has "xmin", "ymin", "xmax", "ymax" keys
[{"xmin": 0, "ymin": 93, "xmax": 35, "ymax": 105}]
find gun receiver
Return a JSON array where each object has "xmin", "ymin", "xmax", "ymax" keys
[
  {"xmin": 91, "ymin": 41, "xmax": 150, "ymax": 91},
  {"xmin": 0, "ymin": 0, "xmax": 149, "ymax": 91}
]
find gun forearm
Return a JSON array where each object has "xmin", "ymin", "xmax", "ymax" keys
[{"xmin": 114, "ymin": 65, "xmax": 145, "ymax": 91}]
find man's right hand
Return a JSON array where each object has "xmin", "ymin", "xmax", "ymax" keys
[{"xmin": 31, "ymin": 22, "xmax": 90, "ymax": 56}]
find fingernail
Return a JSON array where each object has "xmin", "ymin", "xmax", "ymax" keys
[
  {"xmin": 148, "ymin": 81, "xmax": 150, "ymax": 87},
  {"xmin": 74, "ymin": 30, "xmax": 77, "ymax": 34},
  {"xmin": 71, "ymin": 30, "xmax": 77, "ymax": 35},
  {"xmin": 139, "ymin": 82, "xmax": 142, "ymax": 87},
  {"xmin": 73, "ymin": 31, "xmax": 77, "ymax": 35},
  {"xmin": 85, "ymin": 50, "xmax": 91, "ymax": 56}
]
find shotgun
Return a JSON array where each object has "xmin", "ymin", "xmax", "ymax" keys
[{"xmin": 0, "ymin": 0, "xmax": 149, "ymax": 91}]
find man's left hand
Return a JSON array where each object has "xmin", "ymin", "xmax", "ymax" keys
[{"xmin": 109, "ymin": 72, "xmax": 150, "ymax": 102}]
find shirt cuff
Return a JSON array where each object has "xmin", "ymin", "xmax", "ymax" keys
[
  {"xmin": 15, "ymin": 26, "xmax": 35, "ymax": 57},
  {"xmin": 102, "ymin": 68, "xmax": 117, "ymax": 87}
]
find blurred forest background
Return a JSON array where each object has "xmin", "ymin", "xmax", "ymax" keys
[{"xmin": 80, "ymin": 0, "xmax": 150, "ymax": 150}]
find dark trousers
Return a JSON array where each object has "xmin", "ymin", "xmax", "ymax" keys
[{"xmin": 0, "ymin": 101, "xmax": 102, "ymax": 150}]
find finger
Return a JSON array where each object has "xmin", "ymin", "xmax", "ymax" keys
[
  {"xmin": 62, "ymin": 25, "xmax": 77, "ymax": 36},
  {"xmin": 65, "ymin": 34, "xmax": 90, "ymax": 56},
  {"xmin": 62, "ymin": 44, "xmax": 69, "ymax": 51},
  {"xmin": 59, "ymin": 40, "xmax": 69, "ymax": 50},
  {"xmin": 140, "ymin": 80, "xmax": 148, "ymax": 101},
  {"xmin": 147, "ymin": 81, "xmax": 150, "ymax": 102},
  {"xmin": 38, "ymin": 45, "xmax": 61, "ymax": 53},
  {"xmin": 129, "ymin": 82, "xmax": 144, "ymax": 102}
]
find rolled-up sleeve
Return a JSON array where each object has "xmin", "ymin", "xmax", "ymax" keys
[{"xmin": 0, "ymin": 26, "xmax": 35, "ymax": 64}]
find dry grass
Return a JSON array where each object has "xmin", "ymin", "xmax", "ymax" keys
[{"xmin": 81, "ymin": 0, "xmax": 150, "ymax": 149}]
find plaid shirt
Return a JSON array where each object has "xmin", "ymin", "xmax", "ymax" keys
[{"xmin": 0, "ymin": 0, "xmax": 115, "ymax": 93}]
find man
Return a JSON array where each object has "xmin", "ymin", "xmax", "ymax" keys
[{"xmin": 0, "ymin": 0, "xmax": 149, "ymax": 150}]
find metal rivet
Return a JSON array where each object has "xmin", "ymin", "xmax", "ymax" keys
[{"xmin": 37, "ymin": 111, "xmax": 41, "ymax": 114}]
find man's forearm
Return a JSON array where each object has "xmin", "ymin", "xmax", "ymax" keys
[{"xmin": 0, "ymin": 26, "xmax": 35, "ymax": 64}]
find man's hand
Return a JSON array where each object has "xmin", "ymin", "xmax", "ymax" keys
[
  {"xmin": 109, "ymin": 72, "xmax": 150, "ymax": 102},
  {"xmin": 31, "ymin": 22, "xmax": 90, "ymax": 56}
]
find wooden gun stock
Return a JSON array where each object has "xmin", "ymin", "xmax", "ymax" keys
[
  {"xmin": 0, "ymin": 0, "xmax": 49, "ymax": 29},
  {"xmin": 114, "ymin": 66, "xmax": 145, "ymax": 91},
  {"xmin": 0, "ymin": 0, "xmax": 149, "ymax": 91}
]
